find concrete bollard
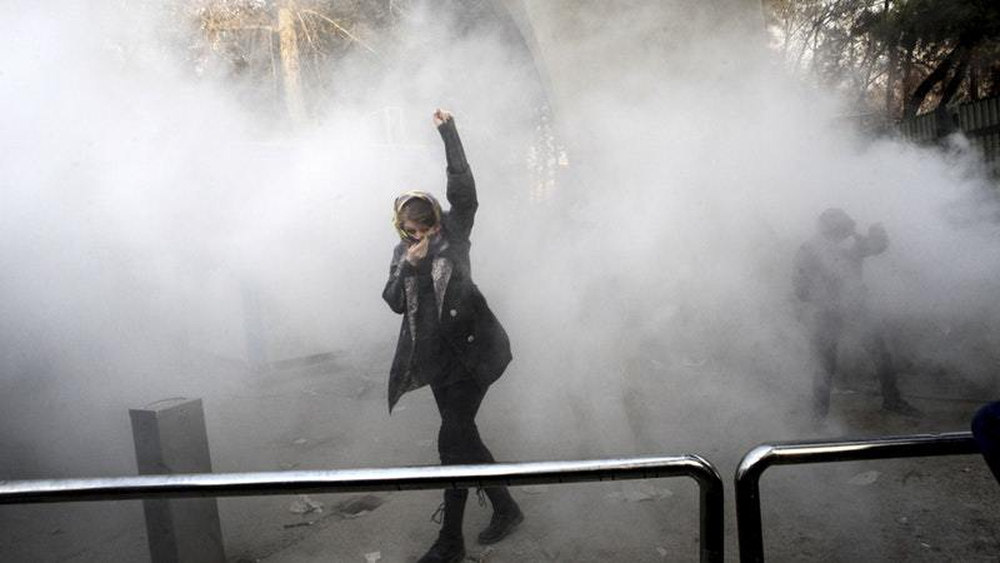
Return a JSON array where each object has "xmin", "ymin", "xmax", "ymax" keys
[{"xmin": 129, "ymin": 398, "xmax": 226, "ymax": 563}]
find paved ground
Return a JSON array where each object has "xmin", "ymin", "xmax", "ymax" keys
[{"xmin": 1, "ymin": 345, "xmax": 998, "ymax": 562}]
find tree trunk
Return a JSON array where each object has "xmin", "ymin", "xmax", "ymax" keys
[
  {"xmin": 937, "ymin": 47, "xmax": 972, "ymax": 109},
  {"xmin": 900, "ymin": 38, "xmax": 915, "ymax": 117},
  {"xmin": 969, "ymin": 60, "xmax": 981, "ymax": 101},
  {"xmin": 885, "ymin": 44, "xmax": 898, "ymax": 118},
  {"xmin": 883, "ymin": 0, "xmax": 897, "ymax": 118},
  {"xmin": 904, "ymin": 43, "xmax": 962, "ymax": 118},
  {"xmin": 278, "ymin": 1, "xmax": 306, "ymax": 125}
]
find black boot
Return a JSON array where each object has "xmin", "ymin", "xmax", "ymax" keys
[
  {"xmin": 477, "ymin": 488, "xmax": 524, "ymax": 545},
  {"xmin": 419, "ymin": 490, "xmax": 467, "ymax": 562},
  {"xmin": 417, "ymin": 530, "xmax": 465, "ymax": 563}
]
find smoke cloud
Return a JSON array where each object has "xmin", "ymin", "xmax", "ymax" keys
[{"xmin": 1, "ymin": 0, "xmax": 998, "ymax": 558}]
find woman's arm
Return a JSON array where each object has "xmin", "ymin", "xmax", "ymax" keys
[
  {"xmin": 382, "ymin": 243, "xmax": 413, "ymax": 314},
  {"xmin": 434, "ymin": 109, "xmax": 478, "ymax": 242}
]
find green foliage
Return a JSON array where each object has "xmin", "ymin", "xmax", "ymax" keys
[{"xmin": 765, "ymin": 0, "xmax": 1000, "ymax": 119}]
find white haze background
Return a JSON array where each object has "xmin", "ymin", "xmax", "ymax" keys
[{"xmin": 1, "ymin": 1, "xmax": 999, "ymax": 552}]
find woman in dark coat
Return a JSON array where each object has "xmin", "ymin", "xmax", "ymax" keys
[{"xmin": 382, "ymin": 109, "xmax": 522, "ymax": 563}]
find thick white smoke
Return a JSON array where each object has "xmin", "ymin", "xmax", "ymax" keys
[{"xmin": 1, "ymin": 0, "xmax": 998, "ymax": 559}]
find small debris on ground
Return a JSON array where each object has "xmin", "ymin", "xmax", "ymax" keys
[
  {"xmin": 363, "ymin": 551, "xmax": 381, "ymax": 562},
  {"xmin": 848, "ymin": 470, "xmax": 880, "ymax": 486},
  {"xmin": 656, "ymin": 546, "xmax": 668, "ymax": 557},
  {"xmin": 288, "ymin": 495, "xmax": 324, "ymax": 515},
  {"xmin": 283, "ymin": 521, "xmax": 313, "ymax": 529},
  {"xmin": 336, "ymin": 494, "xmax": 385, "ymax": 518},
  {"xmin": 292, "ymin": 438, "xmax": 309, "ymax": 446}
]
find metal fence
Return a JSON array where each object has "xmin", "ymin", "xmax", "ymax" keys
[
  {"xmin": 957, "ymin": 96, "xmax": 1000, "ymax": 173},
  {"xmin": 734, "ymin": 431, "xmax": 980, "ymax": 563},
  {"xmin": 4, "ymin": 432, "xmax": 989, "ymax": 561},
  {"xmin": 898, "ymin": 96, "xmax": 1000, "ymax": 177},
  {"xmin": 0, "ymin": 455, "xmax": 725, "ymax": 563}
]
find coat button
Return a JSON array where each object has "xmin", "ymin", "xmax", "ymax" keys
[
  {"xmin": 449, "ymin": 309, "xmax": 457, "ymax": 317},
  {"xmin": 466, "ymin": 334, "xmax": 475, "ymax": 343}
]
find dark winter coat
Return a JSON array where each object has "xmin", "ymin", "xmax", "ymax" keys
[
  {"xmin": 793, "ymin": 227, "xmax": 888, "ymax": 317},
  {"xmin": 382, "ymin": 119, "xmax": 512, "ymax": 412}
]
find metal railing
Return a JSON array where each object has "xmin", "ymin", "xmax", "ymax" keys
[
  {"xmin": 0, "ymin": 455, "xmax": 724, "ymax": 562},
  {"xmin": 735, "ymin": 431, "xmax": 979, "ymax": 562}
]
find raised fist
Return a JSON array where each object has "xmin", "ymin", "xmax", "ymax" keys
[{"xmin": 433, "ymin": 108, "xmax": 453, "ymax": 127}]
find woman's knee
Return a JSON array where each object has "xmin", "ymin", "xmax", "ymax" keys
[{"xmin": 438, "ymin": 419, "xmax": 482, "ymax": 464}]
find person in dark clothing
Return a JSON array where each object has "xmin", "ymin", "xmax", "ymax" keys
[
  {"xmin": 793, "ymin": 208, "xmax": 922, "ymax": 420},
  {"xmin": 972, "ymin": 401, "xmax": 1000, "ymax": 484},
  {"xmin": 382, "ymin": 109, "xmax": 522, "ymax": 563}
]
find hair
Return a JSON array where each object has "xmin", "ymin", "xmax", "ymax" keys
[
  {"xmin": 392, "ymin": 191, "xmax": 442, "ymax": 240},
  {"xmin": 399, "ymin": 198, "xmax": 438, "ymax": 228},
  {"xmin": 817, "ymin": 207, "xmax": 855, "ymax": 237}
]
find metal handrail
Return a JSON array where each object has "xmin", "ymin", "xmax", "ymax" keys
[
  {"xmin": 735, "ymin": 431, "xmax": 979, "ymax": 562},
  {"xmin": 0, "ymin": 455, "xmax": 724, "ymax": 563}
]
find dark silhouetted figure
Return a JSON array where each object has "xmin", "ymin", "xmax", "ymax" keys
[
  {"xmin": 972, "ymin": 401, "xmax": 1000, "ymax": 484},
  {"xmin": 793, "ymin": 208, "xmax": 921, "ymax": 419},
  {"xmin": 382, "ymin": 109, "xmax": 522, "ymax": 563}
]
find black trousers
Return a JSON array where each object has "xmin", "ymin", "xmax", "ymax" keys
[
  {"xmin": 432, "ymin": 377, "xmax": 494, "ymax": 465},
  {"xmin": 430, "ymin": 376, "xmax": 513, "ymax": 537},
  {"xmin": 810, "ymin": 310, "xmax": 902, "ymax": 416}
]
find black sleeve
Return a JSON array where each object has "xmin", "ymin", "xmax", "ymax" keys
[
  {"xmin": 382, "ymin": 243, "xmax": 414, "ymax": 315},
  {"xmin": 437, "ymin": 118, "xmax": 478, "ymax": 242}
]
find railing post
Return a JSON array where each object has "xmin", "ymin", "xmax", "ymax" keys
[
  {"xmin": 0, "ymin": 454, "xmax": 723, "ymax": 561},
  {"xmin": 734, "ymin": 433, "xmax": 978, "ymax": 563},
  {"xmin": 734, "ymin": 446, "xmax": 772, "ymax": 563},
  {"xmin": 691, "ymin": 455, "xmax": 725, "ymax": 563},
  {"xmin": 129, "ymin": 398, "xmax": 226, "ymax": 563}
]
